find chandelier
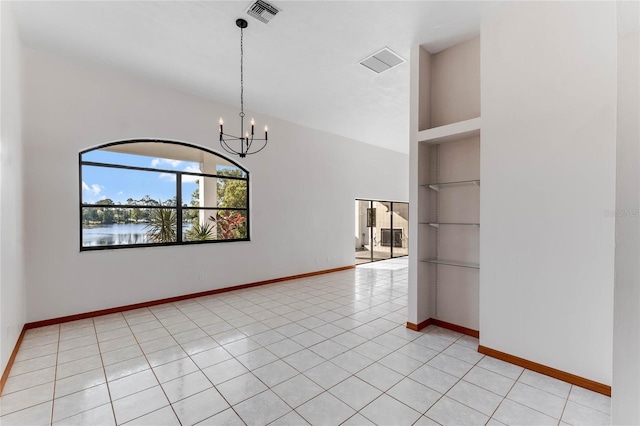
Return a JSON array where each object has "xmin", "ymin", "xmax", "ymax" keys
[{"xmin": 219, "ymin": 18, "xmax": 268, "ymax": 158}]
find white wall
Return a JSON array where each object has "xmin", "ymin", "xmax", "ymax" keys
[
  {"xmin": 612, "ymin": 24, "xmax": 640, "ymax": 425},
  {"xmin": 0, "ymin": 3, "xmax": 26, "ymax": 372},
  {"xmin": 480, "ymin": 2, "xmax": 617, "ymax": 385},
  {"xmin": 22, "ymin": 48, "xmax": 408, "ymax": 322}
]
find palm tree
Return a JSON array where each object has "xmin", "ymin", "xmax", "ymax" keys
[
  {"xmin": 145, "ymin": 208, "xmax": 177, "ymax": 243},
  {"xmin": 186, "ymin": 221, "xmax": 215, "ymax": 241}
]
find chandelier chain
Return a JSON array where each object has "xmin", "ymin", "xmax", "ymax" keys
[{"xmin": 240, "ymin": 27, "xmax": 244, "ymax": 117}]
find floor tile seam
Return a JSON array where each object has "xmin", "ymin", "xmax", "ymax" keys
[
  {"xmin": 119, "ymin": 398, "xmax": 172, "ymax": 425},
  {"xmin": 150, "ymin": 302, "xmax": 239, "ymax": 363},
  {"xmin": 125, "ymin": 317, "xmax": 165, "ymax": 330},
  {"xmin": 23, "ymin": 329, "xmax": 60, "ymax": 340},
  {"xmin": 0, "ymin": 367, "xmax": 59, "ymax": 396},
  {"xmin": 123, "ymin": 314, "xmax": 184, "ymax": 426},
  {"xmin": 58, "ymin": 327, "xmax": 96, "ymax": 340},
  {"xmin": 501, "ymin": 369, "xmax": 568, "ymax": 421},
  {"xmin": 98, "ymin": 342, "xmax": 143, "ymax": 362},
  {"xmin": 20, "ymin": 333, "xmax": 69, "ymax": 350},
  {"xmin": 49, "ymin": 323, "xmax": 62, "ymax": 424},
  {"xmin": 558, "ymin": 384, "xmax": 573, "ymax": 425},
  {"xmin": 0, "ymin": 393, "xmax": 52, "ymax": 420},
  {"xmin": 373, "ymin": 380, "xmax": 432, "ymax": 418},
  {"xmin": 470, "ymin": 362, "xmax": 525, "ymax": 383},
  {"xmin": 423, "ymin": 346, "xmax": 491, "ymax": 421},
  {"xmin": 564, "ymin": 393, "xmax": 611, "ymax": 416},
  {"xmin": 515, "ymin": 375, "xmax": 572, "ymax": 401},
  {"xmin": 85, "ymin": 317, "xmax": 117, "ymax": 426},
  {"xmin": 269, "ymin": 374, "xmax": 323, "ymax": 411},
  {"xmin": 301, "ymin": 362, "xmax": 353, "ymax": 391},
  {"xmin": 232, "ymin": 387, "xmax": 288, "ymax": 424},
  {"xmin": 486, "ymin": 364, "xmax": 526, "ymax": 424},
  {"xmin": 512, "ymin": 378, "xmax": 571, "ymax": 404},
  {"xmin": 54, "ymin": 367, "xmax": 108, "ymax": 400},
  {"xmin": 94, "ymin": 323, "xmax": 132, "ymax": 336},
  {"xmin": 289, "ymin": 392, "xmax": 341, "ymax": 426},
  {"xmin": 170, "ymin": 384, "xmax": 226, "ymax": 416},
  {"xmin": 14, "ymin": 342, "xmax": 58, "ymax": 363},
  {"xmin": 2, "ymin": 353, "xmax": 57, "ymax": 384},
  {"xmin": 456, "ymin": 373, "xmax": 512, "ymax": 401},
  {"xmin": 266, "ymin": 408, "xmax": 300, "ymax": 426},
  {"xmin": 45, "ymin": 325, "xmax": 105, "ymax": 424},
  {"xmin": 419, "ymin": 414, "xmax": 444, "ymax": 425}
]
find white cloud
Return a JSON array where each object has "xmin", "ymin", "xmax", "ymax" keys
[
  {"xmin": 158, "ymin": 165, "xmax": 202, "ymax": 184},
  {"xmin": 158, "ymin": 173, "xmax": 176, "ymax": 182},
  {"xmin": 151, "ymin": 158, "xmax": 182, "ymax": 168},
  {"xmin": 117, "ymin": 191, "xmax": 124, "ymax": 196},
  {"xmin": 182, "ymin": 165, "xmax": 201, "ymax": 183},
  {"xmin": 91, "ymin": 184, "xmax": 103, "ymax": 196},
  {"xmin": 83, "ymin": 181, "xmax": 103, "ymax": 196}
]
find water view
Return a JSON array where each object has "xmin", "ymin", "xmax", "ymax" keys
[{"xmin": 82, "ymin": 223, "xmax": 193, "ymax": 247}]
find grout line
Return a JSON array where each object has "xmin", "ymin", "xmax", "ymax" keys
[
  {"xmin": 131, "ymin": 307, "xmax": 184, "ymax": 424},
  {"xmin": 49, "ymin": 325, "xmax": 61, "ymax": 425},
  {"xmin": 93, "ymin": 318, "xmax": 118, "ymax": 426},
  {"xmin": 558, "ymin": 384, "xmax": 573, "ymax": 425}
]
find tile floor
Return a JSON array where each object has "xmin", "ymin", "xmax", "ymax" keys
[{"xmin": 0, "ymin": 258, "xmax": 611, "ymax": 425}]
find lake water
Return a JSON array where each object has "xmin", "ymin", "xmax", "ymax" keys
[{"xmin": 82, "ymin": 223, "xmax": 193, "ymax": 247}]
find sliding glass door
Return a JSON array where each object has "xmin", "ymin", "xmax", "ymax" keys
[
  {"xmin": 391, "ymin": 202, "xmax": 409, "ymax": 258},
  {"xmin": 355, "ymin": 199, "xmax": 408, "ymax": 265}
]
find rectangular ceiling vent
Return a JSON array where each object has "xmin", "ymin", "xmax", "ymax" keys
[
  {"xmin": 359, "ymin": 47, "xmax": 406, "ymax": 74},
  {"xmin": 246, "ymin": 0, "xmax": 281, "ymax": 24}
]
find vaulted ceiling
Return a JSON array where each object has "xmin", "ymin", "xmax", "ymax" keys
[{"xmin": 11, "ymin": 1, "xmax": 501, "ymax": 154}]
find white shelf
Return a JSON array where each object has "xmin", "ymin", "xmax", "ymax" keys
[
  {"xmin": 422, "ymin": 223, "xmax": 480, "ymax": 227},
  {"xmin": 422, "ymin": 259, "xmax": 480, "ymax": 269},
  {"xmin": 423, "ymin": 179, "xmax": 480, "ymax": 191},
  {"xmin": 417, "ymin": 117, "xmax": 481, "ymax": 144}
]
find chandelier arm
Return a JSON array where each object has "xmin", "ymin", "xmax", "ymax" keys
[
  {"xmin": 220, "ymin": 138, "xmax": 241, "ymax": 155},
  {"xmin": 245, "ymin": 141, "xmax": 268, "ymax": 156},
  {"xmin": 220, "ymin": 134, "xmax": 245, "ymax": 141}
]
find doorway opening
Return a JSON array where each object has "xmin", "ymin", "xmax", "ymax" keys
[{"xmin": 355, "ymin": 199, "xmax": 408, "ymax": 265}]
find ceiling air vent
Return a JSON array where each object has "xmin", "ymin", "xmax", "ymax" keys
[
  {"xmin": 359, "ymin": 47, "xmax": 406, "ymax": 74},
  {"xmin": 246, "ymin": 0, "xmax": 281, "ymax": 24}
]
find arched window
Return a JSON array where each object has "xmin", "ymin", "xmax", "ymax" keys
[{"xmin": 79, "ymin": 140, "xmax": 249, "ymax": 250}]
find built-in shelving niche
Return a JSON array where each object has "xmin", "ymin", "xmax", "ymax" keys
[{"xmin": 416, "ymin": 35, "xmax": 481, "ymax": 333}]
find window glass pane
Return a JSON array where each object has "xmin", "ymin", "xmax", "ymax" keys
[
  {"xmin": 81, "ymin": 165, "xmax": 177, "ymax": 206},
  {"xmin": 82, "ymin": 207, "xmax": 177, "ymax": 247},
  {"xmin": 372, "ymin": 201, "xmax": 392, "ymax": 261},
  {"xmin": 82, "ymin": 142, "xmax": 247, "ymax": 177},
  {"xmin": 216, "ymin": 164, "xmax": 247, "ymax": 179},
  {"xmin": 82, "ymin": 144, "xmax": 201, "ymax": 173},
  {"xmin": 183, "ymin": 177, "xmax": 247, "ymax": 209},
  {"xmin": 217, "ymin": 178, "xmax": 247, "ymax": 208},
  {"xmin": 182, "ymin": 209, "xmax": 248, "ymax": 241},
  {"xmin": 392, "ymin": 203, "xmax": 409, "ymax": 257},
  {"xmin": 182, "ymin": 210, "xmax": 216, "ymax": 242},
  {"xmin": 214, "ymin": 209, "xmax": 248, "ymax": 240}
]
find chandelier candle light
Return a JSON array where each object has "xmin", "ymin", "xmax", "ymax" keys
[{"xmin": 219, "ymin": 18, "xmax": 268, "ymax": 158}]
